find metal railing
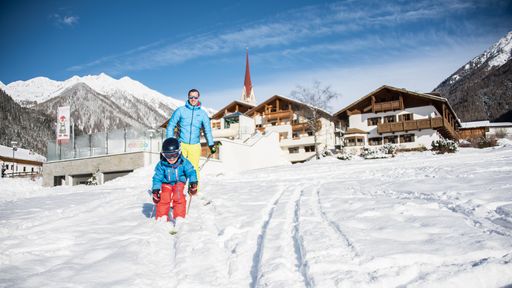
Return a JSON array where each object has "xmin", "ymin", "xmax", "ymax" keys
[{"xmin": 47, "ymin": 127, "xmax": 165, "ymax": 161}]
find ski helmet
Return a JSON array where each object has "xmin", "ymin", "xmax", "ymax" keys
[{"xmin": 161, "ymin": 137, "xmax": 181, "ymax": 160}]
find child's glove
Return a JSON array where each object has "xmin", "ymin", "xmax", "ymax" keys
[
  {"xmin": 188, "ymin": 183, "xmax": 198, "ymax": 195},
  {"xmin": 152, "ymin": 189, "xmax": 161, "ymax": 203}
]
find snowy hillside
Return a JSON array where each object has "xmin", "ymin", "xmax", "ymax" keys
[
  {"xmin": 1, "ymin": 145, "xmax": 512, "ymax": 287},
  {"xmin": 34, "ymin": 82, "xmax": 157, "ymax": 133}
]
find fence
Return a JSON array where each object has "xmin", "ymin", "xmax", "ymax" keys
[{"xmin": 47, "ymin": 128, "xmax": 165, "ymax": 161}]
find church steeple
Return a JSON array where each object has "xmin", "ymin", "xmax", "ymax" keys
[{"xmin": 241, "ymin": 49, "xmax": 256, "ymax": 105}]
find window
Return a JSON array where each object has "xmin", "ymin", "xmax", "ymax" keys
[
  {"xmin": 367, "ymin": 117, "xmax": 381, "ymax": 126},
  {"xmin": 307, "ymin": 131, "xmax": 314, "ymax": 136},
  {"xmin": 279, "ymin": 132, "xmax": 288, "ymax": 140},
  {"xmin": 23, "ymin": 167, "xmax": 26, "ymax": 172},
  {"xmin": 292, "ymin": 132, "xmax": 300, "ymax": 139},
  {"xmin": 289, "ymin": 147, "xmax": 299, "ymax": 154},
  {"xmin": 211, "ymin": 122, "xmax": 221, "ymax": 129},
  {"xmin": 305, "ymin": 145, "xmax": 316, "ymax": 152},
  {"xmin": 399, "ymin": 113, "xmax": 413, "ymax": 122},
  {"xmin": 31, "ymin": 167, "xmax": 34, "ymax": 173},
  {"xmin": 368, "ymin": 137, "xmax": 382, "ymax": 146},
  {"xmin": 400, "ymin": 134, "xmax": 415, "ymax": 143},
  {"xmin": 384, "ymin": 115, "xmax": 396, "ymax": 123},
  {"xmin": 383, "ymin": 135, "xmax": 398, "ymax": 144},
  {"xmin": 345, "ymin": 137, "xmax": 364, "ymax": 146}
]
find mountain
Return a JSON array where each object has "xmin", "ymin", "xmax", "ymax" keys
[
  {"xmin": 433, "ymin": 31, "xmax": 512, "ymax": 122},
  {"xmin": 35, "ymin": 82, "xmax": 151, "ymax": 133},
  {"xmin": 3, "ymin": 73, "xmax": 196, "ymax": 134},
  {"xmin": 0, "ymin": 88, "xmax": 57, "ymax": 155},
  {"xmin": 4, "ymin": 73, "xmax": 183, "ymax": 110}
]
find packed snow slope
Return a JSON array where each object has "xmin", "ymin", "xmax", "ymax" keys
[{"xmin": 1, "ymin": 145, "xmax": 512, "ymax": 288}]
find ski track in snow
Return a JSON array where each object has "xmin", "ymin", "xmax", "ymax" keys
[
  {"xmin": 1, "ymin": 147, "xmax": 512, "ymax": 287},
  {"xmin": 249, "ymin": 183, "xmax": 301, "ymax": 288}
]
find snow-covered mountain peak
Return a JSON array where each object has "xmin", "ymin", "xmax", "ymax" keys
[
  {"xmin": 487, "ymin": 31, "xmax": 512, "ymax": 68},
  {"xmin": 466, "ymin": 31, "xmax": 512, "ymax": 70},
  {"xmin": 4, "ymin": 74, "xmax": 185, "ymax": 110},
  {"xmin": 4, "ymin": 77, "xmax": 64, "ymax": 103},
  {"xmin": 119, "ymin": 76, "xmax": 133, "ymax": 81},
  {"xmin": 447, "ymin": 31, "xmax": 512, "ymax": 85}
]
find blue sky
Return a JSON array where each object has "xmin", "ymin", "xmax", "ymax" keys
[{"xmin": 1, "ymin": 0, "xmax": 511, "ymax": 110}]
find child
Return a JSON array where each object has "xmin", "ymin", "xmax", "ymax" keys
[{"xmin": 151, "ymin": 137, "xmax": 198, "ymax": 222}]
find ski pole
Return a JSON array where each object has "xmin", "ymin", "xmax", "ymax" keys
[
  {"xmin": 199, "ymin": 153, "xmax": 213, "ymax": 171},
  {"xmin": 187, "ymin": 193, "xmax": 193, "ymax": 215},
  {"xmin": 147, "ymin": 189, "xmax": 155, "ymax": 219},
  {"xmin": 150, "ymin": 205, "xmax": 155, "ymax": 219},
  {"xmin": 199, "ymin": 141, "xmax": 222, "ymax": 171}
]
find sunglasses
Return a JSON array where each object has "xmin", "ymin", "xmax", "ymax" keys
[
  {"xmin": 162, "ymin": 151, "xmax": 180, "ymax": 159},
  {"xmin": 188, "ymin": 96, "xmax": 199, "ymax": 100}
]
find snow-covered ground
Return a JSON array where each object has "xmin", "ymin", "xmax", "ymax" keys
[{"xmin": 1, "ymin": 145, "xmax": 512, "ymax": 288}]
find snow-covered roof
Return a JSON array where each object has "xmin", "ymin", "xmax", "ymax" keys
[
  {"xmin": 276, "ymin": 94, "xmax": 332, "ymax": 116},
  {"xmin": 460, "ymin": 121, "xmax": 512, "ymax": 129},
  {"xmin": 345, "ymin": 128, "xmax": 369, "ymax": 135},
  {"xmin": 460, "ymin": 121, "xmax": 491, "ymax": 129},
  {"xmin": 490, "ymin": 122, "xmax": 512, "ymax": 127},
  {"xmin": 246, "ymin": 94, "xmax": 332, "ymax": 118},
  {"xmin": 211, "ymin": 100, "xmax": 255, "ymax": 119},
  {"xmin": 0, "ymin": 145, "xmax": 46, "ymax": 163}
]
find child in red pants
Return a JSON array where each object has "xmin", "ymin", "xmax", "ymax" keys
[{"xmin": 151, "ymin": 138, "xmax": 198, "ymax": 222}]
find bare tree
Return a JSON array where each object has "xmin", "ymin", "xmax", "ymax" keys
[{"xmin": 290, "ymin": 81, "xmax": 339, "ymax": 160}]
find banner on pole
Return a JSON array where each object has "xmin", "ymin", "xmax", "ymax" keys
[{"xmin": 57, "ymin": 106, "xmax": 70, "ymax": 143}]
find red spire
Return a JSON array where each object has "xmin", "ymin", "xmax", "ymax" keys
[{"xmin": 244, "ymin": 49, "xmax": 252, "ymax": 98}]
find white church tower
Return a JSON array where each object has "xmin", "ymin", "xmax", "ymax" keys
[{"xmin": 241, "ymin": 49, "xmax": 256, "ymax": 105}]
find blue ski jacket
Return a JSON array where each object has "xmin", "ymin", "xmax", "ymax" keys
[
  {"xmin": 166, "ymin": 101, "xmax": 214, "ymax": 146},
  {"xmin": 151, "ymin": 155, "xmax": 198, "ymax": 190}
]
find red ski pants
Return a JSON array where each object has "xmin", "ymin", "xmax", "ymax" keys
[{"xmin": 155, "ymin": 183, "xmax": 186, "ymax": 221}]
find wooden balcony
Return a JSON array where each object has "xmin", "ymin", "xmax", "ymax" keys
[
  {"xmin": 291, "ymin": 120, "xmax": 322, "ymax": 131},
  {"xmin": 264, "ymin": 110, "xmax": 293, "ymax": 120},
  {"xmin": 373, "ymin": 100, "xmax": 401, "ymax": 113},
  {"xmin": 403, "ymin": 120, "xmax": 418, "ymax": 130},
  {"xmin": 377, "ymin": 117, "xmax": 458, "ymax": 139},
  {"xmin": 292, "ymin": 122, "xmax": 308, "ymax": 131}
]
